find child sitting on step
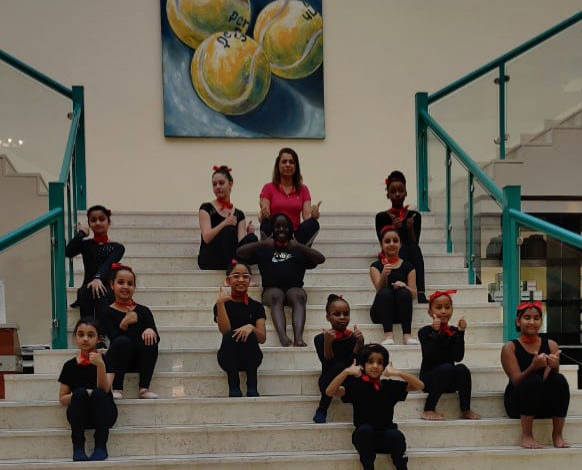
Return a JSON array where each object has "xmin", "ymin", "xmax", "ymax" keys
[
  {"xmin": 369, "ymin": 225, "xmax": 418, "ymax": 346},
  {"xmin": 102, "ymin": 264, "xmax": 159, "ymax": 400},
  {"xmin": 215, "ymin": 260, "xmax": 266, "ymax": 397},
  {"xmin": 418, "ymin": 290, "xmax": 480, "ymax": 420},
  {"xmin": 313, "ymin": 294, "xmax": 365, "ymax": 423},
  {"xmin": 375, "ymin": 171, "xmax": 427, "ymax": 303},
  {"xmin": 326, "ymin": 343, "xmax": 424, "ymax": 470},
  {"xmin": 66, "ymin": 205, "xmax": 125, "ymax": 326},
  {"xmin": 58, "ymin": 319, "xmax": 117, "ymax": 461}
]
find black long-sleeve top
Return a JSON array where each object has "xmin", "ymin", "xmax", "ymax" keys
[
  {"xmin": 101, "ymin": 304, "xmax": 160, "ymax": 342},
  {"xmin": 375, "ymin": 209, "xmax": 421, "ymax": 245},
  {"xmin": 418, "ymin": 325, "xmax": 465, "ymax": 380},
  {"xmin": 314, "ymin": 333, "xmax": 357, "ymax": 375},
  {"xmin": 65, "ymin": 230, "xmax": 125, "ymax": 285}
]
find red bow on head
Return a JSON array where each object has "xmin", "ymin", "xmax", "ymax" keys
[
  {"xmin": 217, "ymin": 198, "xmax": 233, "ymax": 211},
  {"xmin": 389, "ymin": 205, "xmax": 409, "ymax": 221},
  {"xmin": 380, "ymin": 224, "xmax": 397, "ymax": 238},
  {"xmin": 111, "ymin": 262, "xmax": 132, "ymax": 271},
  {"xmin": 213, "ymin": 165, "xmax": 232, "ymax": 172},
  {"xmin": 517, "ymin": 301, "xmax": 543, "ymax": 316},
  {"xmin": 77, "ymin": 351, "xmax": 91, "ymax": 366},
  {"xmin": 92, "ymin": 233, "xmax": 109, "ymax": 244},
  {"xmin": 334, "ymin": 329, "xmax": 352, "ymax": 340},
  {"xmin": 379, "ymin": 252, "xmax": 400, "ymax": 266},
  {"xmin": 231, "ymin": 292, "xmax": 249, "ymax": 305},
  {"xmin": 360, "ymin": 374, "xmax": 380, "ymax": 391},
  {"xmin": 429, "ymin": 289, "xmax": 458, "ymax": 305}
]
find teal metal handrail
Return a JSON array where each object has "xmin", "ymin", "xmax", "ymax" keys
[
  {"xmin": 415, "ymin": 12, "xmax": 582, "ymax": 342},
  {"xmin": 0, "ymin": 48, "xmax": 86, "ymax": 349}
]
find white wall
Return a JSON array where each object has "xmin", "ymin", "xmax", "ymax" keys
[{"xmin": 0, "ymin": 0, "xmax": 580, "ymax": 215}]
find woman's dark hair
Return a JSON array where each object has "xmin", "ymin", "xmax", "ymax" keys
[
  {"xmin": 325, "ymin": 294, "xmax": 350, "ymax": 313},
  {"xmin": 212, "ymin": 165, "xmax": 233, "ymax": 183},
  {"xmin": 271, "ymin": 213, "xmax": 294, "ymax": 239},
  {"xmin": 110, "ymin": 263, "xmax": 136, "ymax": 283},
  {"xmin": 358, "ymin": 343, "xmax": 389, "ymax": 367},
  {"xmin": 272, "ymin": 148, "xmax": 302, "ymax": 190},
  {"xmin": 226, "ymin": 259, "xmax": 252, "ymax": 276},
  {"xmin": 385, "ymin": 170, "xmax": 406, "ymax": 191},
  {"xmin": 87, "ymin": 205, "xmax": 112, "ymax": 222},
  {"xmin": 73, "ymin": 318, "xmax": 100, "ymax": 336}
]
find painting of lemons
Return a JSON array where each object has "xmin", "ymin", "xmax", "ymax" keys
[{"xmin": 161, "ymin": 0, "xmax": 324, "ymax": 138}]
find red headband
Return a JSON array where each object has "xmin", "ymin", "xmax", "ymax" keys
[
  {"xmin": 380, "ymin": 224, "xmax": 397, "ymax": 237},
  {"xmin": 516, "ymin": 301, "xmax": 543, "ymax": 317},
  {"xmin": 111, "ymin": 262, "xmax": 133, "ymax": 272},
  {"xmin": 429, "ymin": 289, "xmax": 457, "ymax": 304},
  {"xmin": 231, "ymin": 258, "xmax": 238, "ymax": 265},
  {"xmin": 213, "ymin": 165, "xmax": 232, "ymax": 172}
]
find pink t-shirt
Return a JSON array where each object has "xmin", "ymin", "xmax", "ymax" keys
[{"xmin": 260, "ymin": 182, "xmax": 311, "ymax": 230}]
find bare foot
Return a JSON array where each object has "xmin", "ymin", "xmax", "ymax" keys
[
  {"xmin": 421, "ymin": 410, "xmax": 444, "ymax": 420},
  {"xmin": 462, "ymin": 410, "xmax": 481, "ymax": 420},
  {"xmin": 279, "ymin": 336, "xmax": 293, "ymax": 347},
  {"xmin": 552, "ymin": 435, "xmax": 570, "ymax": 448},
  {"xmin": 293, "ymin": 339, "xmax": 307, "ymax": 347},
  {"xmin": 520, "ymin": 435, "xmax": 543, "ymax": 449}
]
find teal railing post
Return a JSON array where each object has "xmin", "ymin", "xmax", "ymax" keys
[
  {"xmin": 415, "ymin": 92, "xmax": 429, "ymax": 211},
  {"xmin": 445, "ymin": 147, "xmax": 452, "ymax": 253},
  {"xmin": 49, "ymin": 182, "xmax": 67, "ymax": 349},
  {"xmin": 72, "ymin": 86, "xmax": 86, "ymax": 210},
  {"xmin": 502, "ymin": 185, "xmax": 521, "ymax": 342},
  {"xmin": 497, "ymin": 64, "xmax": 507, "ymax": 160},
  {"xmin": 467, "ymin": 173, "xmax": 475, "ymax": 284}
]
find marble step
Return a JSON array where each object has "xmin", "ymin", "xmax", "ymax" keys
[
  {"xmin": 6, "ymin": 366, "xmax": 577, "ymax": 402},
  {"xmin": 86, "ymin": 253, "xmax": 466, "ymax": 271},
  {"xmin": 68, "ymin": 303, "xmax": 502, "ymax": 328},
  {"xmin": 2, "ymin": 391, "xmax": 582, "ymax": 429},
  {"xmin": 65, "ymin": 323, "xmax": 502, "ymax": 349},
  {"xmin": 67, "ymin": 285, "xmax": 489, "ymax": 307},
  {"xmin": 34, "ymin": 344, "xmax": 510, "ymax": 374},
  {"xmin": 2, "ymin": 417, "xmax": 582, "ymax": 459},
  {"xmin": 2, "ymin": 447, "xmax": 582, "ymax": 470},
  {"xmin": 73, "ymin": 268, "xmax": 469, "ymax": 288},
  {"xmin": 118, "ymin": 240, "xmax": 448, "ymax": 257},
  {"xmin": 108, "ymin": 225, "xmax": 445, "ymax": 242},
  {"xmin": 100, "ymin": 212, "xmax": 442, "ymax": 228}
]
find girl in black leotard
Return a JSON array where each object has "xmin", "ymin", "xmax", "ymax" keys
[
  {"xmin": 369, "ymin": 225, "xmax": 417, "ymax": 346},
  {"xmin": 198, "ymin": 165, "xmax": 257, "ymax": 270},
  {"xmin": 66, "ymin": 205, "xmax": 124, "ymax": 325},
  {"xmin": 501, "ymin": 301, "xmax": 570, "ymax": 449}
]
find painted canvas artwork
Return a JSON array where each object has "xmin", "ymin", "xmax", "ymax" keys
[{"xmin": 161, "ymin": 0, "xmax": 325, "ymax": 139}]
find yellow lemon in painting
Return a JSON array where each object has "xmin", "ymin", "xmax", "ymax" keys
[
  {"xmin": 191, "ymin": 31, "xmax": 271, "ymax": 115},
  {"xmin": 254, "ymin": 0, "xmax": 323, "ymax": 79},
  {"xmin": 166, "ymin": 0, "xmax": 251, "ymax": 49}
]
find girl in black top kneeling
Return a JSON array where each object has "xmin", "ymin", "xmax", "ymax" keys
[
  {"xmin": 58, "ymin": 319, "xmax": 117, "ymax": 461},
  {"xmin": 214, "ymin": 260, "xmax": 267, "ymax": 397},
  {"xmin": 326, "ymin": 343, "xmax": 424, "ymax": 470},
  {"xmin": 102, "ymin": 264, "xmax": 159, "ymax": 400},
  {"xmin": 237, "ymin": 213, "xmax": 325, "ymax": 347}
]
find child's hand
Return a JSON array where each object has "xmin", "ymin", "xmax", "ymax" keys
[
  {"xmin": 353, "ymin": 325, "xmax": 364, "ymax": 345},
  {"xmin": 124, "ymin": 311, "xmax": 138, "ymax": 325},
  {"xmin": 246, "ymin": 220, "xmax": 255, "ymax": 234},
  {"xmin": 311, "ymin": 201, "xmax": 322, "ymax": 219},
  {"xmin": 406, "ymin": 213, "xmax": 416, "ymax": 230},
  {"xmin": 76, "ymin": 222, "xmax": 90, "ymax": 236},
  {"xmin": 383, "ymin": 361, "xmax": 399, "ymax": 377},
  {"xmin": 431, "ymin": 315, "xmax": 441, "ymax": 331},
  {"xmin": 345, "ymin": 359, "xmax": 362, "ymax": 377},
  {"xmin": 532, "ymin": 353, "xmax": 548, "ymax": 370},
  {"xmin": 217, "ymin": 286, "xmax": 232, "ymax": 304},
  {"xmin": 88, "ymin": 351, "xmax": 104, "ymax": 367},
  {"xmin": 223, "ymin": 212, "xmax": 237, "ymax": 227},
  {"xmin": 323, "ymin": 328, "xmax": 336, "ymax": 343},
  {"xmin": 546, "ymin": 352, "xmax": 560, "ymax": 370},
  {"xmin": 88, "ymin": 279, "xmax": 107, "ymax": 299},
  {"xmin": 232, "ymin": 324, "xmax": 254, "ymax": 342},
  {"xmin": 457, "ymin": 316, "xmax": 467, "ymax": 331},
  {"xmin": 382, "ymin": 264, "xmax": 393, "ymax": 276},
  {"xmin": 142, "ymin": 328, "xmax": 158, "ymax": 346},
  {"xmin": 392, "ymin": 281, "xmax": 407, "ymax": 290}
]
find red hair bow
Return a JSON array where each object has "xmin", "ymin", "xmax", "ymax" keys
[
  {"xmin": 213, "ymin": 165, "xmax": 232, "ymax": 172},
  {"xmin": 361, "ymin": 374, "xmax": 380, "ymax": 391},
  {"xmin": 380, "ymin": 224, "xmax": 397, "ymax": 238},
  {"xmin": 517, "ymin": 301, "xmax": 543, "ymax": 316},
  {"xmin": 429, "ymin": 289, "xmax": 457, "ymax": 305},
  {"xmin": 111, "ymin": 262, "xmax": 132, "ymax": 271}
]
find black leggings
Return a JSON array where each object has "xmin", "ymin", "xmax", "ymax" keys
[
  {"xmin": 504, "ymin": 372, "xmax": 570, "ymax": 418},
  {"xmin": 399, "ymin": 244, "xmax": 425, "ymax": 293},
  {"xmin": 75, "ymin": 285, "xmax": 113, "ymax": 328},
  {"xmin": 106, "ymin": 335, "xmax": 158, "ymax": 390},
  {"xmin": 422, "ymin": 363, "xmax": 472, "ymax": 412},
  {"xmin": 370, "ymin": 287, "xmax": 413, "ymax": 334},
  {"xmin": 352, "ymin": 424, "xmax": 408, "ymax": 470},
  {"xmin": 197, "ymin": 230, "xmax": 258, "ymax": 270},
  {"xmin": 317, "ymin": 362, "xmax": 346, "ymax": 412},
  {"xmin": 217, "ymin": 332, "xmax": 263, "ymax": 390},
  {"xmin": 260, "ymin": 218, "xmax": 320, "ymax": 246},
  {"xmin": 262, "ymin": 287, "xmax": 307, "ymax": 343},
  {"xmin": 66, "ymin": 388, "xmax": 117, "ymax": 448}
]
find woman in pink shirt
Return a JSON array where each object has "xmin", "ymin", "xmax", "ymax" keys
[{"xmin": 259, "ymin": 148, "xmax": 321, "ymax": 246}]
